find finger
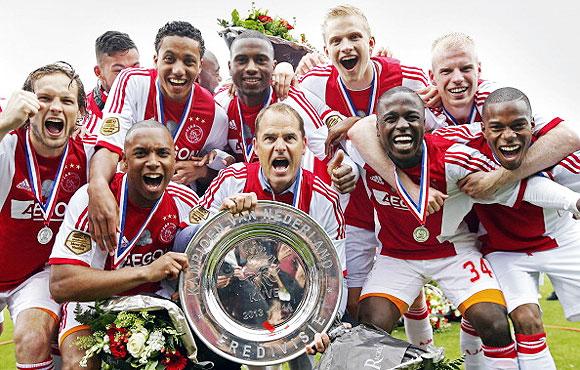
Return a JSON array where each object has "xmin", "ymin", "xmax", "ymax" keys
[
  {"xmin": 427, "ymin": 204, "xmax": 435, "ymax": 216},
  {"xmin": 89, "ymin": 219, "xmax": 107, "ymax": 252},
  {"xmin": 250, "ymin": 192, "xmax": 258, "ymax": 211}
]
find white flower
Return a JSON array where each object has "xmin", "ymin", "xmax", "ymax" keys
[
  {"xmin": 146, "ymin": 330, "xmax": 165, "ymax": 352},
  {"xmin": 127, "ymin": 332, "xmax": 148, "ymax": 358}
]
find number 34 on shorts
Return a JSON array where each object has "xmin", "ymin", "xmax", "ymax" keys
[{"xmin": 463, "ymin": 258, "xmax": 494, "ymax": 283}]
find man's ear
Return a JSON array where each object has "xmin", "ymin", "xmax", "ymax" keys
[
  {"xmin": 94, "ymin": 65, "xmax": 102, "ymax": 79},
  {"xmin": 153, "ymin": 54, "xmax": 158, "ymax": 66},
  {"xmin": 368, "ymin": 36, "xmax": 375, "ymax": 55},
  {"xmin": 429, "ymin": 70, "xmax": 435, "ymax": 85},
  {"xmin": 323, "ymin": 45, "xmax": 329, "ymax": 58}
]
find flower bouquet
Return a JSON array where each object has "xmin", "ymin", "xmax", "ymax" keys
[
  {"xmin": 424, "ymin": 283, "xmax": 460, "ymax": 332},
  {"xmin": 218, "ymin": 4, "xmax": 314, "ymax": 68},
  {"xmin": 74, "ymin": 295, "xmax": 211, "ymax": 370}
]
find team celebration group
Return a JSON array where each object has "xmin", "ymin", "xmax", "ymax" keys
[{"xmin": 1, "ymin": 3, "xmax": 579, "ymax": 370}]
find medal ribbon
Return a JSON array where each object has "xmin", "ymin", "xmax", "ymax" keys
[
  {"xmin": 443, "ymin": 103, "xmax": 476, "ymax": 126},
  {"xmin": 238, "ymin": 87, "xmax": 274, "ymax": 162},
  {"xmin": 337, "ymin": 61, "xmax": 378, "ymax": 117},
  {"xmin": 24, "ymin": 130, "xmax": 69, "ymax": 223},
  {"xmin": 113, "ymin": 174, "xmax": 164, "ymax": 269},
  {"xmin": 393, "ymin": 140, "xmax": 430, "ymax": 224},
  {"xmin": 155, "ymin": 79, "xmax": 194, "ymax": 140}
]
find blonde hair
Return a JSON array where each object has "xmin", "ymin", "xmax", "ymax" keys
[
  {"xmin": 431, "ymin": 32, "xmax": 479, "ymax": 66},
  {"xmin": 322, "ymin": 4, "xmax": 372, "ymax": 41},
  {"xmin": 432, "ymin": 32, "xmax": 477, "ymax": 54}
]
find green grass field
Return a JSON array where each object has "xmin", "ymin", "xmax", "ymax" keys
[{"xmin": 1, "ymin": 280, "xmax": 579, "ymax": 369}]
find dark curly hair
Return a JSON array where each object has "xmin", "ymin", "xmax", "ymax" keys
[
  {"xmin": 95, "ymin": 30, "xmax": 138, "ymax": 63},
  {"xmin": 22, "ymin": 61, "xmax": 86, "ymax": 115},
  {"xmin": 154, "ymin": 21, "xmax": 205, "ymax": 57}
]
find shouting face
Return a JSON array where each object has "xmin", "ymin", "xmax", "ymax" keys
[
  {"xmin": 123, "ymin": 126, "xmax": 176, "ymax": 207},
  {"xmin": 254, "ymin": 109, "xmax": 306, "ymax": 194},
  {"xmin": 376, "ymin": 91, "xmax": 425, "ymax": 167},
  {"xmin": 482, "ymin": 99, "xmax": 533, "ymax": 170}
]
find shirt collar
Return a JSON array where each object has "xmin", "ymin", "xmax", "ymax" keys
[{"xmin": 258, "ymin": 166, "xmax": 299, "ymax": 195}]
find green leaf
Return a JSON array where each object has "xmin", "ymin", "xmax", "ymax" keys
[{"xmin": 231, "ymin": 9, "xmax": 240, "ymax": 23}]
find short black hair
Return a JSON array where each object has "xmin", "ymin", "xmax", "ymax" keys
[
  {"xmin": 95, "ymin": 31, "xmax": 137, "ymax": 62},
  {"xmin": 230, "ymin": 30, "xmax": 274, "ymax": 58},
  {"xmin": 23, "ymin": 61, "xmax": 86, "ymax": 115},
  {"xmin": 125, "ymin": 119, "xmax": 170, "ymax": 147},
  {"xmin": 377, "ymin": 86, "xmax": 424, "ymax": 112},
  {"xmin": 483, "ymin": 87, "xmax": 532, "ymax": 119},
  {"xmin": 154, "ymin": 21, "xmax": 205, "ymax": 57}
]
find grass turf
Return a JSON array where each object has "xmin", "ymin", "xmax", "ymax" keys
[{"xmin": 1, "ymin": 280, "xmax": 579, "ymax": 369}]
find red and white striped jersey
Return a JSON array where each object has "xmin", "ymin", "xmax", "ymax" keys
[
  {"xmin": 348, "ymin": 134, "xmax": 521, "ymax": 260},
  {"xmin": 0, "ymin": 128, "xmax": 95, "ymax": 291},
  {"xmin": 49, "ymin": 173, "xmax": 199, "ymax": 296},
  {"xmin": 214, "ymin": 85, "xmax": 331, "ymax": 163},
  {"xmin": 545, "ymin": 151, "xmax": 580, "ymax": 191},
  {"xmin": 299, "ymin": 57, "xmax": 429, "ymax": 231},
  {"xmin": 426, "ymin": 80, "xmax": 564, "ymax": 134},
  {"xmin": 96, "ymin": 68, "xmax": 228, "ymax": 161},
  {"xmin": 448, "ymin": 134, "xmax": 580, "ymax": 255},
  {"xmin": 200, "ymin": 162, "xmax": 346, "ymax": 272}
]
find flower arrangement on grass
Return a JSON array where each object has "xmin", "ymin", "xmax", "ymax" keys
[
  {"xmin": 424, "ymin": 283, "xmax": 461, "ymax": 332},
  {"xmin": 74, "ymin": 302, "xmax": 189, "ymax": 370}
]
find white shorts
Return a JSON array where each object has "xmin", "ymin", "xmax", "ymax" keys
[
  {"xmin": 0, "ymin": 268, "xmax": 60, "ymax": 323},
  {"xmin": 486, "ymin": 242, "xmax": 580, "ymax": 321},
  {"xmin": 360, "ymin": 249, "xmax": 503, "ymax": 313},
  {"xmin": 58, "ymin": 301, "xmax": 92, "ymax": 346},
  {"xmin": 345, "ymin": 225, "xmax": 379, "ymax": 288}
]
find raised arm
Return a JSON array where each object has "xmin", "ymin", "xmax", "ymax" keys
[
  {"xmin": 87, "ymin": 148, "xmax": 120, "ymax": 253},
  {"xmin": 0, "ymin": 91, "xmax": 40, "ymax": 141},
  {"xmin": 460, "ymin": 121, "xmax": 580, "ymax": 198}
]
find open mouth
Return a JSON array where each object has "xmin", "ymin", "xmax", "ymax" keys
[
  {"xmin": 392, "ymin": 134, "xmax": 415, "ymax": 151},
  {"xmin": 271, "ymin": 158, "xmax": 290, "ymax": 174},
  {"xmin": 143, "ymin": 173, "xmax": 164, "ymax": 191},
  {"xmin": 44, "ymin": 118, "xmax": 64, "ymax": 136},
  {"xmin": 340, "ymin": 56, "xmax": 359, "ymax": 71},
  {"xmin": 498, "ymin": 144, "xmax": 521, "ymax": 158},
  {"xmin": 448, "ymin": 86, "xmax": 468, "ymax": 95},
  {"xmin": 168, "ymin": 78, "xmax": 187, "ymax": 87},
  {"xmin": 243, "ymin": 77, "xmax": 262, "ymax": 86}
]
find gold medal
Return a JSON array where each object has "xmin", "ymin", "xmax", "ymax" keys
[
  {"xmin": 37, "ymin": 226, "xmax": 53, "ymax": 245},
  {"xmin": 413, "ymin": 225, "xmax": 429, "ymax": 243}
]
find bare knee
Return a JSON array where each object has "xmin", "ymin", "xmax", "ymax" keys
[
  {"xmin": 510, "ymin": 304, "xmax": 544, "ymax": 335},
  {"xmin": 60, "ymin": 330, "xmax": 99, "ymax": 370},
  {"xmin": 358, "ymin": 296, "xmax": 401, "ymax": 333},
  {"xmin": 465, "ymin": 302, "xmax": 512, "ymax": 347},
  {"xmin": 13, "ymin": 317, "xmax": 54, "ymax": 361}
]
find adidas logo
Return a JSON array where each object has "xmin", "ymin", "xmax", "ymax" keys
[
  {"xmin": 370, "ymin": 175, "xmax": 384, "ymax": 185},
  {"xmin": 16, "ymin": 179, "xmax": 31, "ymax": 192},
  {"xmin": 228, "ymin": 120, "xmax": 237, "ymax": 130}
]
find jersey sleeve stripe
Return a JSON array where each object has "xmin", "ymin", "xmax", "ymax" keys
[
  {"xmin": 534, "ymin": 117, "xmax": 563, "ymax": 138},
  {"xmin": 74, "ymin": 207, "xmax": 89, "ymax": 229},
  {"xmin": 110, "ymin": 69, "xmax": 150, "ymax": 113},
  {"xmin": 48, "ymin": 258, "xmax": 90, "ymax": 267},
  {"xmin": 200, "ymin": 166, "xmax": 247, "ymax": 208},
  {"xmin": 288, "ymin": 90, "xmax": 324, "ymax": 129},
  {"xmin": 95, "ymin": 140, "xmax": 123, "ymax": 156},
  {"xmin": 445, "ymin": 152, "xmax": 495, "ymax": 172},
  {"xmin": 312, "ymin": 178, "xmax": 346, "ymax": 239}
]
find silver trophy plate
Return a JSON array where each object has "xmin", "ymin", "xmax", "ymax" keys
[{"xmin": 179, "ymin": 201, "xmax": 342, "ymax": 366}]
